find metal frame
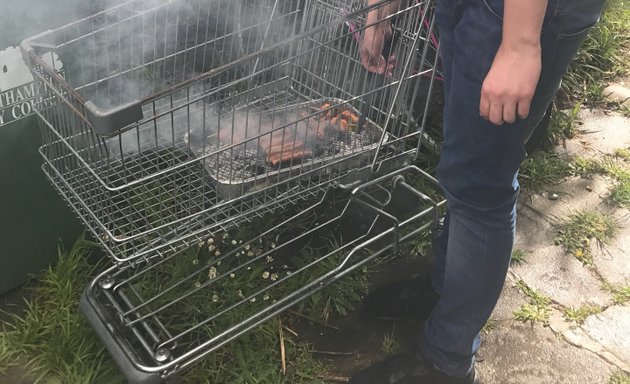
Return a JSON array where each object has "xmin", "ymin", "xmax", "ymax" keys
[
  {"xmin": 24, "ymin": 0, "xmax": 439, "ymax": 264},
  {"xmin": 81, "ymin": 165, "xmax": 444, "ymax": 383},
  {"xmin": 23, "ymin": 0, "xmax": 443, "ymax": 381}
]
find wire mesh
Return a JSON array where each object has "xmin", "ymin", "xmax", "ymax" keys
[
  {"xmin": 24, "ymin": 0, "xmax": 438, "ymax": 264},
  {"xmin": 81, "ymin": 166, "xmax": 443, "ymax": 379}
]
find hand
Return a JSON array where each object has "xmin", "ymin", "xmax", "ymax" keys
[
  {"xmin": 479, "ymin": 43, "xmax": 542, "ymax": 125},
  {"xmin": 361, "ymin": 22, "xmax": 396, "ymax": 78}
]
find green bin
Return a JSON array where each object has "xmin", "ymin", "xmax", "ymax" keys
[
  {"xmin": 0, "ymin": 116, "xmax": 82, "ymax": 293},
  {"xmin": 0, "ymin": 0, "xmax": 96, "ymax": 294}
]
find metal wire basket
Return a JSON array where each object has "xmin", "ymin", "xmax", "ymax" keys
[
  {"xmin": 23, "ymin": 0, "xmax": 438, "ymax": 265},
  {"xmin": 23, "ymin": 0, "xmax": 442, "ymax": 381},
  {"xmin": 80, "ymin": 165, "xmax": 444, "ymax": 383}
]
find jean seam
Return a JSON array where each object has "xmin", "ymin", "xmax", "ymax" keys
[
  {"xmin": 558, "ymin": 22, "xmax": 598, "ymax": 38},
  {"xmin": 462, "ymin": 214, "xmax": 489, "ymax": 373},
  {"xmin": 480, "ymin": 0, "xmax": 501, "ymax": 21}
]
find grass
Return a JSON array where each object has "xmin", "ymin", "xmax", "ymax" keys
[
  {"xmin": 0, "ymin": 225, "xmax": 372, "ymax": 383},
  {"xmin": 0, "ymin": 333, "xmax": 12, "ymax": 375},
  {"xmin": 513, "ymin": 280, "xmax": 552, "ymax": 326},
  {"xmin": 614, "ymin": 148, "xmax": 630, "ymax": 162},
  {"xmin": 0, "ymin": 191, "xmax": 390, "ymax": 384},
  {"xmin": 601, "ymin": 156, "xmax": 630, "ymax": 207},
  {"xmin": 544, "ymin": 101, "xmax": 584, "ymax": 148},
  {"xmin": 407, "ymin": 229, "xmax": 435, "ymax": 259},
  {"xmin": 610, "ymin": 181, "xmax": 630, "ymax": 207},
  {"xmin": 570, "ymin": 156, "xmax": 601, "ymax": 178},
  {"xmin": 0, "ymin": 236, "xmax": 121, "ymax": 384},
  {"xmin": 604, "ymin": 282, "xmax": 630, "ymax": 305},
  {"xmin": 562, "ymin": 305, "xmax": 603, "ymax": 324},
  {"xmin": 571, "ymin": 156, "xmax": 630, "ymax": 181},
  {"xmin": 511, "ymin": 249, "xmax": 527, "ymax": 265},
  {"xmin": 381, "ymin": 326, "xmax": 401, "ymax": 356},
  {"xmin": 600, "ymin": 161, "xmax": 630, "ymax": 182},
  {"xmin": 537, "ymin": 0, "xmax": 630, "ymax": 147},
  {"xmin": 182, "ymin": 321, "xmax": 328, "ymax": 384},
  {"xmin": 561, "ymin": 0, "xmax": 630, "ymax": 106},
  {"xmin": 481, "ymin": 319, "xmax": 497, "ymax": 334},
  {"xmin": 570, "ymin": 153, "xmax": 630, "ymax": 207},
  {"xmin": 555, "ymin": 210, "xmax": 618, "ymax": 265},
  {"xmin": 519, "ymin": 152, "xmax": 574, "ymax": 193},
  {"xmin": 295, "ymin": 240, "xmax": 371, "ymax": 322},
  {"xmin": 609, "ymin": 370, "xmax": 630, "ymax": 384}
]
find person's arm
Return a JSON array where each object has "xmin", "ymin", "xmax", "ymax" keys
[
  {"xmin": 480, "ymin": 0, "xmax": 548, "ymax": 125},
  {"xmin": 361, "ymin": 0, "xmax": 400, "ymax": 77}
]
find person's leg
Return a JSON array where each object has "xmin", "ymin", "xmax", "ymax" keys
[
  {"xmin": 427, "ymin": 0, "xmax": 456, "ymax": 295},
  {"xmin": 349, "ymin": 0, "xmax": 606, "ymax": 382},
  {"xmin": 420, "ymin": 0, "xmax": 538, "ymax": 377},
  {"xmin": 421, "ymin": 0, "xmax": 606, "ymax": 378},
  {"xmin": 430, "ymin": 210, "xmax": 449, "ymax": 292}
]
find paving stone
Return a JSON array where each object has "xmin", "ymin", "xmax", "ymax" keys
[
  {"xmin": 549, "ymin": 309, "xmax": 630, "ymax": 373},
  {"xmin": 476, "ymin": 322, "xmax": 613, "ymax": 384},
  {"xmin": 569, "ymin": 110, "xmax": 630, "ymax": 156},
  {"xmin": 490, "ymin": 279, "xmax": 528, "ymax": 321},
  {"xmin": 581, "ymin": 306, "xmax": 630, "ymax": 366},
  {"xmin": 592, "ymin": 209, "xmax": 630, "ymax": 285},
  {"xmin": 522, "ymin": 175, "xmax": 613, "ymax": 220},
  {"xmin": 514, "ymin": 201, "xmax": 556, "ymax": 250},
  {"xmin": 513, "ymin": 201, "xmax": 612, "ymax": 308},
  {"xmin": 511, "ymin": 243, "xmax": 611, "ymax": 308},
  {"xmin": 604, "ymin": 83, "xmax": 630, "ymax": 107}
]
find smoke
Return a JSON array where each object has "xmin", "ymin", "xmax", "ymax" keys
[
  {"xmin": 22, "ymin": 0, "xmax": 351, "ymax": 170},
  {"xmin": 104, "ymin": 97, "xmax": 319, "ymax": 162},
  {"xmin": 56, "ymin": 0, "xmax": 301, "ymax": 110},
  {"xmin": 68, "ymin": 0, "xmax": 305, "ymax": 159}
]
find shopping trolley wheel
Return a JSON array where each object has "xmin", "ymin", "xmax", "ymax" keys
[{"xmin": 80, "ymin": 291, "xmax": 181, "ymax": 384}]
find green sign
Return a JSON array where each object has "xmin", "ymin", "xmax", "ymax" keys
[{"xmin": 0, "ymin": 81, "xmax": 39, "ymax": 126}]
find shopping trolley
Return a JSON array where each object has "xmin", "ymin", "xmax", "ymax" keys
[{"xmin": 22, "ymin": 0, "xmax": 443, "ymax": 382}]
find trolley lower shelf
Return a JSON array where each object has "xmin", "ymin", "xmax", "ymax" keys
[{"xmin": 80, "ymin": 166, "xmax": 444, "ymax": 383}]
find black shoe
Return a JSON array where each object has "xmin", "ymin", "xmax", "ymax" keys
[
  {"xmin": 348, "ymin": 353, "xmax": 480, "ymax": 384},
  {"xmin": 361, "ymin": 276, "xmax": 440, "ymax": 321}
]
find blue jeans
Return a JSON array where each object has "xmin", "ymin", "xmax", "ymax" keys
[{"xmin": 421, "ymin": 0, "xmax": 606, "ymax": 378}]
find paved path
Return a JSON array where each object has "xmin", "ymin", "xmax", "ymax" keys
[{"xmin": 476, "ymin": 85, "xmax": 630, "ymax": 383}]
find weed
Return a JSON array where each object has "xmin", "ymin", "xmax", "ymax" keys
[
  {"xmin": 604, "ymin": 282, "xmax": 630, "ymax": 305},
  {"xmin": 408, "ymin": 230, "xmax": 434, "ymax": 258},
  {"xmin": 0, "ymin": 333, "xmax": 14, "ymax": 375},
  {"xmin": 569, "ymin": 154, "xmax": 630, "ymax": 207},
  {"xmin": 609, "ymin": 370, "xmax": 630, "ymax": 384},
  {"xmin": 381, "ymin": 326, "xmax": 401, "ymax": 356},
  {"xmin": 563, "ymin": 305, "xmax": 603, "ymax": 324},
  {"xmin": 614, "ymin": 148, "xmax": 630, "ymax": 162},
  {"xmin": 555, "ymin": 211, "xmax": 618, "ymax": 265},
  {"xmin": 182, "ymin": 321, "xmax": 327, "ymax": 384},
  {"xmin": 515, "ymin": 280, "xmax": 551, "ymax": 306},
  {"xmin": 600, "ymin": 160, "xmax": 630, "ymax": 182},
  {"xmin": 295, "ymin": 237, "xmax": 370, "ymax": 322},
  {"xmin": 481, "ymin": 319, "xmax": 496, "ymax": 334},
  {"xmin": 545, "ymin": 102, "xmax": 583, "ymax": 146},
  {"xmin": 519, "ymin": 152, "xmax": 574, "ymax": 193},
  {"xmin": 610, "ymin": 180, "xmax": 630, "ymax": 207},
  {"xmin": 571, "ymin": 156, "xmax": 602, "ymax": 178},
  {"xmin": 513, "ymin": 280, "xmax": 552, "ymax": 326},
  {"xmin": 561, "ymin": 0, "xmax": 630, "ymax": 106},
  {"xmin": 514, "ymin": 304, "xmax": 552, "ymax": 326},
  {"xmin": 511, "ymin": 249, "xmax": 527, "ymax": 264}
]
